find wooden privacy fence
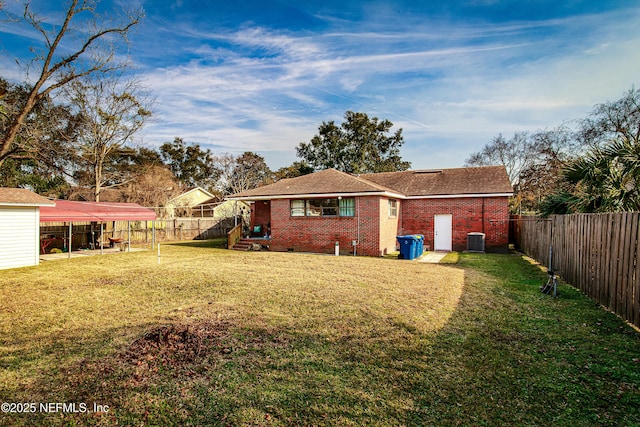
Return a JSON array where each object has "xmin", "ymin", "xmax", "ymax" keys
[
  {"xmin": 123, "ymin": 217, "xmax": 238, "ymax": 243},
  {"xmin": 513, "ymin": 213, "xmax": 640, "ymax": 328},
  {"xmin": 41, "ymin": 217, "xmax": 239, "ymax": 251}
]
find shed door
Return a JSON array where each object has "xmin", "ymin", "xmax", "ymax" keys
[{"xmin": 434, "ymin": 214, "xmax": 452, "ymax": 251}]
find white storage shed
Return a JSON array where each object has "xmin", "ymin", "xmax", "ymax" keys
[{"xmin": 0, "ymin": 188, "xmax": 55, "ymax": 270}]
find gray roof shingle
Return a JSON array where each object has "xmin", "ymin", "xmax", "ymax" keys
[
  {"xmin": 228, "ymin": 166, "xmax": 513, "ymax": 200},
  {"xmin": 361, "ymin": 166, "xmax": 513, "ymax": 196},
  {"xmin": 0, "ymin": 188, "xmax": 55, "ymax": 206}
]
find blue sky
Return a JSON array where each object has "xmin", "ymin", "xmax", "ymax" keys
[{"xmin": 2, "ymin": 1, "xmax": 640, "ymax": 170}]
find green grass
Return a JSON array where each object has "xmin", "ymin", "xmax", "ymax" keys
[
  {"xmin": 1, "ymin": 240, "xmax": 639, "ymax": 426},
  {"xmin": 438, "ymin": 251, "xmax": 459, "ymax": 264}
]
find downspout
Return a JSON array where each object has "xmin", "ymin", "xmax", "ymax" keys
[
  {"xmin": 68, "ymin": 222, "xmax": 72, "ymax": 259},
  {"xmin": 234, "ymin": 201, "xmax": 238, "ymax": 227},
  {"xmin": 482, "ymin": 198, "xmax": 486, "ymax": 234},
  {"xmin": 354, "ymin": 197, "xmax": 360, "ymax": 256}
]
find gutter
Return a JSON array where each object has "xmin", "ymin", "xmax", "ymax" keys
[
  {"xmin": 226, "ymin": 190, "xmax": 406, "ymax": 202},
  {"xmin": 227, "ymin": 191, "xmax": 513, "ymax": 202}
]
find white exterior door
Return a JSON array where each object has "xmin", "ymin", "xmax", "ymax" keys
[{"xmin": 434, "ymin": 214, "xmax": 452, "ymax": 251}]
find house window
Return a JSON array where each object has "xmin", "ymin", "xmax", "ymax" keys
[
  {"xmin": 290, "ymin": 200, "xmax": 305, "ymax": 216},
  {"xmin": 290, "ymin": 198, "xmax": 355, "ymax": 217},
  {"xmin": 339, "ymin": 198, "xmax": 355, "ymax": 217},
  {"xmin": 307, "ymin": 199, "xmax": 338, "ymax": 216},
  {"xmin": 388, "ymin": 199, "xmax": 398, "ymax": 217}
]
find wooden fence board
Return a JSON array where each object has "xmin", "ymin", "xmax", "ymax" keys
[
  {"xmin": 603, "ymin": 214, "xmax": 613, "ymax": 308},
  {"xmin": 599, "ymin": 214, "xmax": 608, "ymax": 304},
  {"xmin": 618, "ymin": 213, "xmax": 631, "ymax": 317},
  {"xmin": 623, "ymin": 213, "xmax": 638, "ymax": 322}
]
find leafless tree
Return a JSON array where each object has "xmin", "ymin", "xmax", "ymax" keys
[
  {"xmin": 213, "ymin": 152, "xmax": 273, "ymax": 196},
  {"xmin": 69, "ymin": 74, "xmax": 152, "ymax": 201},
  {"xmin": 122, "ymin": 165, "xmax": 181, "ymax": 208},
  {"xmin": 0, "ymin": 0, "xmax": 143, "ymax": 165}
]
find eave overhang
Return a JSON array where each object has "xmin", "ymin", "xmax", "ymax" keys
[{"xmin": 227, "ymin": 191, "xmax": 513, "ymax": 202}]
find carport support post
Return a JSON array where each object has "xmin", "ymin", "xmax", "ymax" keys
[
  {"xmin": 128, "ymin": 220, "xmax": 131, "ymax": 253},
  {"xmin": 100, "ymin": 222, "xmax": 104, "ymax": 255},
  {"xmin": 68, "ymin": 222, "xmax": 72, "ymax": 259}
]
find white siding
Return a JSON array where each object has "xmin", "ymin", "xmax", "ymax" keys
[{"xmin": 0, "ymin": 207, "xmax": 39, "ymax": 269}]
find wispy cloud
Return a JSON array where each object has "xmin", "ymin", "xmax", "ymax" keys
[
  {"xmin": 136, "ymin": 3, "xmax": 640, "ymax": 168},
  {"xmin": 4, "ymin": 1, "xmax": 638, "ymax": 169}
]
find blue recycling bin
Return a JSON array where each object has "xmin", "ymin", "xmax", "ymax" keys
[
  {"xmin": 413, "ymin": 234, "xmax": 425, "ymax": 258},
  {"xmin": 397, "ymin": 235, "xmax": 419, "ymax": 260}
]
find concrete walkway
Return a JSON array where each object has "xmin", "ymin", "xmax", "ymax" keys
[{"xmin": 418, "ymin": 251, "xmax": 448, "ymax": 263}]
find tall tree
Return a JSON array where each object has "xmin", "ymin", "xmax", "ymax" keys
[
  {"xmin": 215, "ymin": 152, "xmax": 273, "ymax": 196},
  {"xmin": 466, "ymin": 128, "xmax": 575, "ymax": 213},
  {"xmin": 0, "ymin": 0, "xmax": 142, "ymax": 165},
  {"xmin": 0, "ymin": 158, "xmax": 70, "ymax": 197},
  {"xmin": 69, "ymin": 75, "xmax": 152, "ymax": 201},
  {"xmin": 465, "ymin": 132, "xmax": 537, "ymax": 185},
  {"xmin": 121, "ymin": 164, "xmax": 180, "ymax": 208},
  {"xmin": 577, "ymin": 87, "xmax": 640, "ymax": 149},
  {"xmin": 230, "ymin": 151, "xmax": 273, "ymax": 193},
  {"xmin": 1, "ymin": 77, "xmax": 79, "ymax": 191},
  {"xmin": 540, "ymin": 87, "xmax": 640, "ymax": 215},
  {"xmin": 274, "ymin": 161, "xmax": 314, "ymax": 180},
  {"xmin": 159, "ymin": 137, "xmax": 218, "ymax": 191},
  {"xmin": 296, "ymin": 111, "xmax": 410, "ymax": 173}
]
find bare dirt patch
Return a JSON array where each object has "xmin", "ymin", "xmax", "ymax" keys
[{"xmin": 125, "ymin": 321, "xmax": 231, "ymax": 364}]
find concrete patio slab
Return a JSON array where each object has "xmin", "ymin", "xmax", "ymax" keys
[{"xmin": 418, "ymin": 252, "xmax": 448, "ymax": 263}]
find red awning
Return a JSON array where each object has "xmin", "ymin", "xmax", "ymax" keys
[{"xmin": 40, "ymin": 200, "xmax": 156, "ymax": 223}]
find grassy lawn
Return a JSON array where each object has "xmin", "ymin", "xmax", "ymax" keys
[{"xmin": 1, "ymin": 240, "xmax": 639, "ymax": 426}]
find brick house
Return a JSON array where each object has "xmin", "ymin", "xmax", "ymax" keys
[{"xmin": 226, "ymin": 166, "xmax": 513, "ymax": 256}]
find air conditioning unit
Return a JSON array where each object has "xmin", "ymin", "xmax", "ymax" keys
[{"xmin": 467, "ymin": 232, "xmax": 485, "ymax": 252}]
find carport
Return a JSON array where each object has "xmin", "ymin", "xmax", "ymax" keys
[{"xmin": 40, "ymin": 200, "xmax": 156, "ymax": 258}]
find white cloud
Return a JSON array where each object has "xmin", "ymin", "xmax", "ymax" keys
[{"xmin": 133, "ymin": 6, "xmax": 640, "ymax": 169}]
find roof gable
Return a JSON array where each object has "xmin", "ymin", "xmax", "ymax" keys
[
  {"xmin": 167, "ymin": 187, "xmax": 216, "ymax": 206},
  {"xmin": 229, "ymin": 169, "xmax": 401, "ymax": 199}
]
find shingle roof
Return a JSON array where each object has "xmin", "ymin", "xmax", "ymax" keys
[
  {"xmin": 361, "ymin": 166, "xmax": 513, "ymax": 196},
  {"xmin": 228, "ymin": 166, "xmax": 513, "ymax": 200},
  {"xmin": 0, "ymin": 188, "xmax": 55, "ymax": 206},
  {"xmin": 229, "ymin": 168, "xmax": 402, "ymax": 199}
]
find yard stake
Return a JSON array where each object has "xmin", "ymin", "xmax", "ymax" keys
[{"xmin": 68, "ymin": 222, "xmax": 72, "ymax": 259}]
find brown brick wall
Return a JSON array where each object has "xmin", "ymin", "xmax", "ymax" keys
[
  {"xmin": 251, "ymin": 195, "xmax": 509, "ymax": 255},
  {"xmin": 266, "ymin": 196, "xmax": 386, "ymax": 256},
  {"xmin": 400, "ymin": 196, "xmax": 510, "ymax": 252},
  {"xmin": 251, "ymin": 201, "xmax": 271, "ymax": 236}
]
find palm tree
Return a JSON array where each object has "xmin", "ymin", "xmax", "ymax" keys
[
  {"xmin": 540, "ymin": 87, "xmax": 640, "ymax": 215},
  {"xmin": 562, "ymin": 139, "xmax": 640, "ymax": 213}
]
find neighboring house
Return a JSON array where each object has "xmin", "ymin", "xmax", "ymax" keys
[
  {"xmin": 226, "ymin": 166, "xmax": 513, "ymax": 256},
  {"xmin": 163, "ymin": 187, "xmax": 217, "ymax": 218},
  {"xmin": 0, "ymin": 188, "xmax": 55, "ymax": 270},
  {"xmin": 193, "ymin": 199, "xmax": 251, "ymax": 220}
]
